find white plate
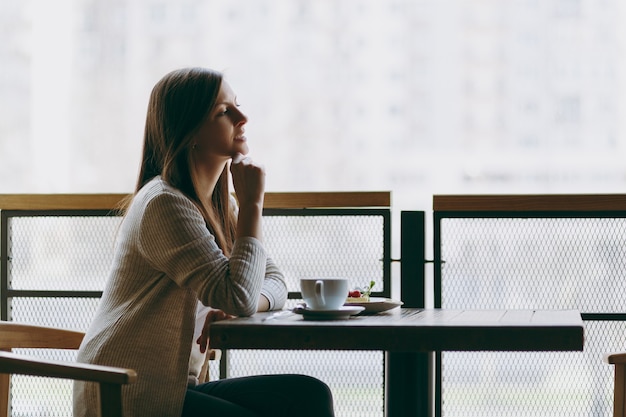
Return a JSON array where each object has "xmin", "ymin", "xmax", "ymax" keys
[
  {"xmin": 344, "ymin": 297, "xmax": 403, "ymax": 314},
  {"xmin": 294, "ymin": 305, "xmax": 365, "ymax": 320}
]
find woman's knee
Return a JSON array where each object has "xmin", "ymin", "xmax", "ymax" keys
[
  {"xmin": 299, "ymin": 375, "xmax": 333, "ymax": 398},
  {"xmin": 287, "ymin": 375, "xmax": 334, "ymax": 415}
]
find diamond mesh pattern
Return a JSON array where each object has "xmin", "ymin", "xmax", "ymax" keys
[
  {"xmin": 442, "ymin": 320, "xmax": 625, "ymax": 416},
  {"xmin": 228, "ymin": 350, "xmax": 384, "ymax": 417},
  {"xmin": 8, "ymin": 216, "xmax": 121, "ymax": 291},
  {"xmin": 10, "ymin": 354, "xmax": 78, "ymax": 417},
  {"xmin": 438, "ymin": 217, "xmax": 626, "ymax": 417},
  {"xmin": 10, "ymin": 297, "xmax": 100, "ymax": 330},
  {"xmin": 263, "ymin": 215, "xmax": 387, "ymax": 292}
]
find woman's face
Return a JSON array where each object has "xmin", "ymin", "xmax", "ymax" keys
[{"xmin": 192, "ymin": 81, "xmax": 248, "ymax": 165}]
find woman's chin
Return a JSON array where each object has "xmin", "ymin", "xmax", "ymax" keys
[{"xmin": 236, "ymin": 144, "xmax": 249, "ymax": 155}]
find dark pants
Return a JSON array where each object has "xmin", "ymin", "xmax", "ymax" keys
[{"xmin": 182, "ymin": 374, "xmax": 335, "ymax": 417}]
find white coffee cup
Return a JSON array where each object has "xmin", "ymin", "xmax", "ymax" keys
[{"xmin": 300, "ymin": 277, "xmax": 349, "ymax": 311}]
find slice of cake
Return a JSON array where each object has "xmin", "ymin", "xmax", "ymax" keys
[
  {"xmin": 346, "ymin": 281, "xmax": 375, "ymax": 303},
  {"xmin": 346, "ymin": 290, "xmax": 369, "ymax": 303}
]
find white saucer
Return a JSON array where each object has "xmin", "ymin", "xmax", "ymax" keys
[
  {"xmin": 295, "ymin": 305, "xmax": 365, "ymax": 320},
  {"xmin": 344, "ymin": 297, "xmax": 404, "ymax": 314}
]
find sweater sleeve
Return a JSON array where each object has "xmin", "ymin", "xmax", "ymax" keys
[
  {"xmin": 260, "ymin": 257, "xmax": 287, "ymax": 310},
  {"xmin": 137, "ymin": 190, "xmax": 266, "ymax": 317},
  {"xmin": 228, "ymin": 193, "xmax": 287, "ymax": 311}
]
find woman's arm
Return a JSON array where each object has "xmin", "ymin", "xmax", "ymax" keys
[
  {"xmin": 259, "ymin": 257, "xmax": 288, "ymax": 311},
  {"xmin": 231, "ymin": 154, "xmax": 265, "ymax": 240},
  {"xmin": 138, "ymin": 189, "xmax": 266, "ymax": 317},
  {"xmin": 257, "ymin": 295, "xmax": 270, "ymax": 312}
]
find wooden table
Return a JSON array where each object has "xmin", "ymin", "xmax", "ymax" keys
[{"xmin": 209, "ymin": 308, "xmax": 584, "ymax": 417}]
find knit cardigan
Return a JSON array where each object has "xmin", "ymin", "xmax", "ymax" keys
[{"xmin": 73, "ymin": 177, "xmax": 287, "ymax": 417}]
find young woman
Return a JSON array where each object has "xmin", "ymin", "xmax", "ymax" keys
[{"xmin": 74, "ymin": 67, "xmax": 335, "ymax": 417}]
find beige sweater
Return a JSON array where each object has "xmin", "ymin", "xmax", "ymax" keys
[{"xmin": 73, "ymin": 177, "xmax": 287, "ymax": 417}]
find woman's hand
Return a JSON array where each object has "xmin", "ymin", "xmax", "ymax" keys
[
  {"xmin": 230, "ymin": 153, "xmax": 265, "ymax": 207},
  {"xmin": 197, "ymin": 308, "xmax": 235, "ymax": 354},
  {"xmin": 231, "ymin": 153, "xmax": 265, "ymax": 239}
]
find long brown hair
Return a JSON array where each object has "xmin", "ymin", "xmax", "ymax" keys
[{"xmin": 134, "ymin": 67, "xmax": 236, "ymax": 255}]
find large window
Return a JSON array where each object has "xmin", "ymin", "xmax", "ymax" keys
[{"xmin": 1, "ymin": 0, "xmax": 624, "ymax": 211}]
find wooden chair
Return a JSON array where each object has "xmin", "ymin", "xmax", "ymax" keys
[
  {"xmin": 0, "ymin": 321, "xmax": 136, "ymax": 417},
  {"xmin": 198, "ymin": 348, "xmax": 221, "ymax": 384},
  {"xmin": 607, "ymin": 352, "xmax": 626, "ymax": 417}
]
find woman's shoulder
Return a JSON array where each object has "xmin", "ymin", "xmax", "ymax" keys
[
  {"xmin": 138, "ymin": 176, "xmax": 176, "ymax": 194},
  {"xmin": 133, "ymin": 177, "xmax": 195, "ymax": 211}
]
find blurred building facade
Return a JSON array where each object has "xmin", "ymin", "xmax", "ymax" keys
[{"xmin": 0, "ymin": 0, "xmax": 625, "ymax": 210}]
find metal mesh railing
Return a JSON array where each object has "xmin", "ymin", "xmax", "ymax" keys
[
  {"xmin": 8, "ymin": 350, "xmax": 79, "ymax": 417},
  {"xmin": 6, "ymin": 215, "xmax": 121, "ymax": 291},
  {"xmin": 263, "ymin": 212, "xmax": 389, "ymax": 295},
  {"xmin": 436, "ymin": 216, "xmax": 626, "ymax": 417},
  {"xmin": 1, "ymin": 207, "xmax": 390, "ymax": 417},
  {"xmin": 227, "ymin": 349, "xmax": 384, "ymax": 416}
]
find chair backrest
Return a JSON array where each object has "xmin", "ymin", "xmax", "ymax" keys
[
  {"xmin": 0, "ymin": 321, "xmax": 136, "ymax": 417},
  {"xmin": 0, "ymin": 321, "xmax": 84, "ymax": 417},
  {"xmin": 606, "ymin": 353, "xmax": 626, "ymax": 417},
  {"xmin": 431, "ymin": 194, "xmax": 626, "ymax": 417}
]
